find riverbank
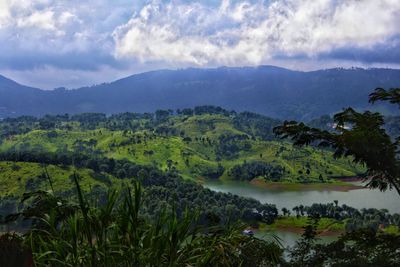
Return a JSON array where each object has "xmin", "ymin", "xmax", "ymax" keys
[
  {"xmin": 203, "ymin": 179, "xmax": 400, "ymax": 213},
  {"xmin": 249, "ymin": 178, "xmax": 364, "ymax": 192},
  {"xmin": 259, "ymin": 216, "xmax": 345, "ymax": 236},
  {"xmin": 254, "ymin": 216, "xmax": 400, "ymax": 238}
]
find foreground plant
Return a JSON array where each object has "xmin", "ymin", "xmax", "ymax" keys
[
  {"xmin": 286, "ymin": 222, "xmax": 400, "ymax": 266},
  {"xmin": 2, "ymin": 173, "xmax": 282, "ymax": 267},
  {"xmin": 274, "ymin": 88, "xmax": 400, "ymax": 195}
]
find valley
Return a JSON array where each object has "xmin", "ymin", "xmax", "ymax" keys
[
  {"xmin": 1, "ymin": 107, "xmax": 398, "ymax": 244},
  {"xmin": 2, "ymin": 1, "xmax": 400, "ymax": 264}
]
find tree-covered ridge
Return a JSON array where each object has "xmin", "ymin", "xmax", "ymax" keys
[
  {"xmin": 0, "ymin": 157, "xmax": 279, "ymax": 231},
  {"xmin": 0, "ymin": 107, "xmax": 364, "ymax": 184},
  {"xmin": 2, "ymin": 67, "xmax": 400, "ymax": 120}
]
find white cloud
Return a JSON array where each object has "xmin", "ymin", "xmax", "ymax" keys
[
  {"xmin": 0, "ymin": 0, "xmax": 11, "ymax": 28},
  {"xmin": 269, "ymin": 0, "xmax": 400, "ymax": 54},
  {"xmin": 2, "ymin": 0, "xmax": 400, "ymax": 68},
  {"xmin": 113, "ymin": 0, "xmax": 400, "ymax": 66},
  {"xmin": 17, "ymin": 9, "xmax": 57, "ymax": 31},
  {"xmin": 0, "ymin": 0, "xmax": 135, "ymax": 71},
  {"xmin": 113, "ymin": 0, "xmax": 270, "ymax": 65},
  {"xmin": 0, "ymin": 0, "xmax": 400, "ymax": 88}
]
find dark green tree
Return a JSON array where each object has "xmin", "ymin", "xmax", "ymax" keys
[{"xmin": 274, "ymin": 88, "xmax": 400, "ymax": 195}]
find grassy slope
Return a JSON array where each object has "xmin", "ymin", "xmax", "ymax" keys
[
  {"xmin": 266, "ymin": 216, "xmax": 345, "ymax": 232},
  {"xmin": 383, "ymin": 225, "xmax": 400, "ymax": 235},
  {"xmin": 263, "ymin": 216, "xmax": 400, "ymax": 235},
  {"xmin": 0, "ymin": 114, "xmax": 364, "ymax": 183},
  {"xmin": 0, "ymin": 161, "xmax": 120, "ymax": 197}
]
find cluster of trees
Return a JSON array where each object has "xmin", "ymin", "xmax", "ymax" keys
[
  {"xmin": 0, "ymin": 181, "xmax": 282, "ymax": 266},
  {"xmin": 177, "ymin": 106, "xmax": 235, "ymax": 116},
  {"xmin": 143, "ymin": 179, "xmax": 278, "ymax": 225},
  {"xmin": 0, "ymin": 105, "xmax": 282, "ymax": 142},
  {"xmin": 233, "ymin": 111, "xmax": 281, "ymax": 141},
  {"xmin": 229, "ymin": 161, "xmax": 285, "ymax": 182},
  {"xmin": 216, "ymin": 133, "xmax": 252, "ymax": 159},
  {"xmin": 274, "ymin": 87, "xmax": 400, "ymax": 195},
  {"xmin": 0, "ymin": 149, "xmax": 278, "ymax": 225},
  {"xmin": 286, "ymin": 201, "xmax": 400, "ymax": 233},
  {"xmin": 194, "ymin": 163, "xmax": 225, "ymax": 179},
  {"xmin": 286, "ymin": 216, "xmax": 400, "ymax": 266}
]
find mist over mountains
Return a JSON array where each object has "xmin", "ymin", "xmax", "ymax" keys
[{"xmin": 1, "ymin": 66, "xmax": 400, "ymax": 120}]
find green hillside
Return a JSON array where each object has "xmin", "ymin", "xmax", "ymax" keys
[
  {"xmin": 0, "ymin": 109, "xmax": 364, "ymax": 185},
  {"xmin": 0, "ymin": 161, "xmax": 120, "ymax": 198}
]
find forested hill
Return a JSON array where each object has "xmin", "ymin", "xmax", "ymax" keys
[
  {"xmin": 0, "ymin": 108, "xmax": 364, "ymax": 184},
  {"xmin": 2, "ymin": 66, "xmax": 400, "ymax": 120}
]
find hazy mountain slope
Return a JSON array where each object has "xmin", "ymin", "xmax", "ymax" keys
[
  {"xmin": 0, "ymin": 75, "xmax": 48, "ymax": 118},
  {"xmin": 1, "ymin": 66, "xmax": 400, "ymax": 120}
]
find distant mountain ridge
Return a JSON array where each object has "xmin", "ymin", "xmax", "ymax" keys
[{"xmin": 1, "ymin": 66, "xmax": 400, "ymax": 120}]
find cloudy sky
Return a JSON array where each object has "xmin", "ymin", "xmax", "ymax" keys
[{"xmin": 1, "ymin": 0, "xmax": 400, "ymax": 89}]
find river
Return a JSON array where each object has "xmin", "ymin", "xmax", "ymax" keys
[
  {"xmin": 203, "ymin": 180, "xmax": 400, "ymax": 247},
  {"xmin": 203, "ymin": 180, "xmax": 400, "ymax": 213}
]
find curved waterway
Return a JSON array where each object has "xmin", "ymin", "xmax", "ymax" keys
[
  {"xmin": 203, "ymin": 180, "xmax": 400, "ymax": 247},
  {"xmin": 203, "ymin": 180, "xmax": 400, "ymax": 213},
  {"xmin": 254, "ymin": 229, "xmax": 336, "ymax": 250}
]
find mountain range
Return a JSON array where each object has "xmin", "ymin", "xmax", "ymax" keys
[{"xmin": 1, "ymin": 66, "xmax": 400, "ymax": 120}]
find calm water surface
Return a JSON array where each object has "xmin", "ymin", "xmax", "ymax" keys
[
  {"xmin": 203, "ymin": 180, "xmax": 400, "ymax": 213},
  {"xmin": 254, "ymin": 229, "xmax": 336, "ymax": 250},
  {"xmin": 203, "ymin": 180, "xmax": 400, "ymax": 246}
]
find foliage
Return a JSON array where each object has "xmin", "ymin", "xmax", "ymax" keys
[
  {"xmin": 228, "ymin": 161, "xmax": 284, "ymax": 182},
  {"xmin": 274, "ymin": 88, "xmax": 400, "ymax": 195},
  {"xmin": 0, "ymin": 159, "xmax": 279, "ymax": 226},
  {"xmin": 286, "ymin": 215, "xmax": 320, "ymax": 266},
  {"xmin": 0, "ymin": 108, "xmax": 364, "ymax": 183},
  {"xmin": 286, "ymin": 227, "xmax": 400, "ymax": 267},
  {"xmin": 289, "ymin": 201, "xmax": 400, "ymax": 233},
  {"xmin": 2, "ymin": 179, "xmax": 283, "ymax": 267}
]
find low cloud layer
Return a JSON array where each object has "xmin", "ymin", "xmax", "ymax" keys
[{"xmin": 0, "ymin": 0, "xmax": 399, "ymax": 88}]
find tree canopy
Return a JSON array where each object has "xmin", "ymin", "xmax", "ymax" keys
[{"xmin": 274, "ymin": 88, "xmax": 400, "ymax": 195}]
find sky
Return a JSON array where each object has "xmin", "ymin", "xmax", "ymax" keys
[{"xmin": 0, "ymin": 0, "xmax": 400, "ymax": 89}]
